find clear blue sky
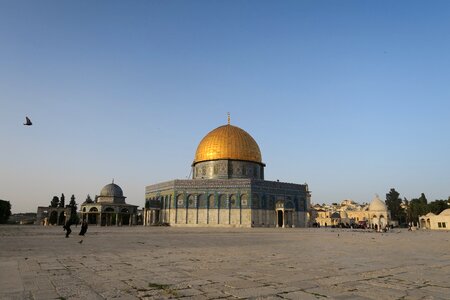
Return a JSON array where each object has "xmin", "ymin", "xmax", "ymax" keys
[{"xmin": 1, "ymin": 1, "xmax": 450, "ymax": 213}]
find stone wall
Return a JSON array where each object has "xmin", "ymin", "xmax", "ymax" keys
[{"xmin": 145, "ymin": 178, "xmax": 311, "ymax": 228}]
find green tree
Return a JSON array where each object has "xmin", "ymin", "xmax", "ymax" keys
[
  {"xmin": 50, "ymin": 196, "xmax": 59, "ymax": 208},
  {"xmin": 69, "ymin": 195, "xmax": 79, "ymax": 224},
  {"xmin": 403, "ymin": 198, "xmax": 412, "ymax": 224},
  {"xmin": 59, "ymin": 193, "xmax": 65, "ymax": 208},
  {"xmin": 0, "ymin": 200, "xmax": 12, "ymax": 224},
  {"xmin": 409, "ymin": 193, "xmax": 429, "ymax": 223},
  {"xmin": 385, "ymin": 188, "xmax": 404, "ymax": 223},
  {"xmin": 427, "ymin": 199, "xmax": 449, "ymax": 215}
]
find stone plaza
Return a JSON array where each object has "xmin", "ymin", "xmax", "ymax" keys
[{"xmin": 1, "ymin": 226, "xmax": 450, "ymax": 300}]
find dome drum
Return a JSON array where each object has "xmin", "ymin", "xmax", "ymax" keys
[
  {"xmin": 193, "ymin": 124, "xmax": 265, "ymax": 180},
  {"xmin": 193, "ymin": 159, "xmax": 264, "ymax": 180}
]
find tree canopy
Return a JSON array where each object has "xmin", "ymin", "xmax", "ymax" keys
[
  {"xmin": 59, "ymin": 193, "xmax": 65, "ymax": 208},
  {"xmin": 427, "ymin": 199, "xmax": 449, "ymax": 215},
  {"xmin": 50, "ymin": 196, "xmax": 59, "ymax": 208},
  {"xmin": 385, "ymin": 188, "xmax": 404, "ymax": 223},
  {"xmin": 69, "ymin": 195, "xmax": 79, "ymax": 224},
  {"xmin": 407, "ymin": 193, "xmax": 430, "ymax": 223}
]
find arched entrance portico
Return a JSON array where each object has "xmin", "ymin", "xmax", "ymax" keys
[
  {"xmin": 58, "ymin": 211, "xmax": 66, "ymax": 225},
  {"xmin": 103, "ymin": 207, "xmax": 115, "ymax": 226},
  {"xmin": 120, "ymin": 208, "xmax": 130, "ymax": 226},
  {"xmin": 87, "ymin": 207, "xmax": 98, "ymax": 224},
  {"xmin": 275, "ymin": 200, "xmax": 295, "ymax": 228},
  {"xmin": 49, "ymin": 211, "xmax": 58, "ymax": 225},
  {"xmin": 379, "ymin": 215, "xmax": 386, "ymax": 229},
  {"xmin": 277, "ymin": 210, "xmax": 283, "ymax": 227}
]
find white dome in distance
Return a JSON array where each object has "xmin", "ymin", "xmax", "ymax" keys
[{"xmin": 369, "ymin": 195, "xmax": 387, "ymax": 211}]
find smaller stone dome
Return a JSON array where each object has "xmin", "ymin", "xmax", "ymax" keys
[
  {"xmin": 100, "ymin": 183, "xmax": 123, "ymax": 197},
  {"xmin": 84, "ymin": 195, "xmax": 94, "ymax": 204},
  {"xmin": 369, "ymin": 195, "xmax": 387, "ymax": 211}
]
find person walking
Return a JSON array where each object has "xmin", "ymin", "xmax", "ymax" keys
[
  {"xmin": 64, "ymin": 220, "xmax": 72, "ymax": 238},
  {"xmin": 79, "ymin": 220, "xmax": 88, "ymax": 236}
]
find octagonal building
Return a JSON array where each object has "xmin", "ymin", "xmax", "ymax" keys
[{"xmin": 144, "ymin": 121, "xmax": 311, "ymax": 227}]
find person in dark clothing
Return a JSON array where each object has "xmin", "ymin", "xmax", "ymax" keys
[
  {"xmin": 79, "ymin": 220, "xmax": 88, "ymax": 236},
  {"xmin": 64, "ymin": 220, "xmax": 72, "ymax": 238}
]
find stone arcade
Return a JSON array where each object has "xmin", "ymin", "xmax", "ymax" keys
[{"xmin": 144, "ymin": 121, "xmax": 311, "ymax": 227}]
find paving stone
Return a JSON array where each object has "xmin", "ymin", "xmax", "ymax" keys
[
  {"xmin": 278, "ymin": 290, "xmax": 318, "ymax": 300},
  {"xmin": 224, "ymin": 286, "xmax": 280, "ymax": 298},
  {"xmin": 0, "ymin": 261, "xmax": 24, "ymax": 293},
  {"xmin": 2, "ymin": 226, "xmax": 450, "ymax": 300},
  {"xmin": 225, "ymin": 279, "xmax": 265, "ymax": 289}
]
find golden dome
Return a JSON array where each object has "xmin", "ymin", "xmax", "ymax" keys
[{"xmin": 194, "ymin": 124, "xmax": 262, "ymax": 164}]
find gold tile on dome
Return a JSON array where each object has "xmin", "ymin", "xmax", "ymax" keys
[{"xmin": 194, "ymin": 124, "xmax": 262, "ymax": 163}]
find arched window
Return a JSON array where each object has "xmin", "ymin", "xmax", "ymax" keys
[
  {"xmin": 219, "ymin": 194, "xmax": 228, "ymax": 208},
  {"xmin": 177, "ymin": 194, "xmax": 184, "ymax": 207},
  {"xmin": 230, "ymin": 194, "xmax": 238, "ymax": 208},
  {"xmin": 252, "ymin": 194, "xmax": 260, "ymax": 209},
  {"xmin": 188, "ymin": 194, "xmax": 196, "ymax": 208},
  {"xmin": 241, "ymin": 194, "xmax": 248, "ymax": 207},
  {"xmin": 261, "ymin": 195, "xmax": 267, "ymax": 209},
  {"xmin": 198, "ymin": 194, "xmax": 207, "ymax": 208},
  {"xmin": 208, "ymin": 194, "xmax": 215, "ymax": 209}
]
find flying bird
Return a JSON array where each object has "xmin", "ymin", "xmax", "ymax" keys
[{"xmin": 24, "ymin": 116, "xmax": 32, "ymax": 126}]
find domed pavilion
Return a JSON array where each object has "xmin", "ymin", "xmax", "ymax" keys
[
  {"xmin": 80, "ymin": 181, "xmax": 138, "ymax": 226},
  {"xmin": 367, "ymin": 195, "xmax": 390, "ymax": 230},
  {"xmin": 144, "ymin": 119, "xmax": 311, "ymax": 227}
]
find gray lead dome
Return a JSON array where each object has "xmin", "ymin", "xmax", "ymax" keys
[{"xmin": 100, "ymin": 183, "xmax": 124, "ymax": 197}]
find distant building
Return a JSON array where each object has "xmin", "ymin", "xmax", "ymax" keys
[
  {"xmin": 310, "ymin": 196, "xmax": 391, "ymax": 230},
  {"xmin": 80, "ymin": 182, "xmax": 138, "ymax": 226},
  {"xmin": 144, "ymin": 120, "xmax": 311, "ymax": 227},
  {"xmin": 419, "ymin": 209, "xmax": 450, "ymax": 230},
  {"xmin": 36, "ymin": 206, "xmax": 71, "ymax": 226},
  {"xmin": 9, "ymin": 213, "xmax": 36, "ymax": 225}
]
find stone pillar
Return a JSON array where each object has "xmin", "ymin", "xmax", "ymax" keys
[
  {"xmin": 282, "ymin": 210, "xmax": 286, "ymax": 228},
  {"xmin": 98, "ymin": 213, "xmax": 102, "ymax": 226}
]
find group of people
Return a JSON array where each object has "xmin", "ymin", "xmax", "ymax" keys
[{"xmin": 63, "ymin": 220, "xmax": 88, "ymax": 238}]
